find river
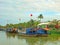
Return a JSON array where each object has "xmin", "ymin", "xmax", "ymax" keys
[{"xmin": 0, "ymin": 31, "xmax": 60, "ymax": 45}]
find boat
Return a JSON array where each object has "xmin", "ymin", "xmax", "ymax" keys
[
  {"xmin": 18, "ymin": 28, "xmax": 48, "ymax": 37},
  {"xmin": 18, "ymin": 22, "xmax": 50, "ymax": 37},
  {"xmin": 6, "ymin": 28, "xmax": 18, "ymax": 33},
  {"xmin": 0, "ymin": 28, "xmax": 5, "ymax": 31}
]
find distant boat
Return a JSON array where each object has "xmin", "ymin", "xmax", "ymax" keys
[
  {"xmin": 0, "ymin": 28, "xmax": 5, "ymax": 31},
  {"xmin": 6, "ymin": 28, "xmax": 18, "ymax": 33}
]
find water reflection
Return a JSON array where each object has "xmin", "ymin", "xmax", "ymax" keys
[
  {"xmin": 18, "ymin": 36, "xmax": 39, "ymax": 45},
  {"xmin": 17, "ymin": 34, "xmax": 60, "ymax": 45},
  {"xmin": 6, "ymin": 32, "xmax": 17, "ymax": 38},
  {"xmin": 4, "ymin": 32, "xmax": 60, "ymax": 45}
]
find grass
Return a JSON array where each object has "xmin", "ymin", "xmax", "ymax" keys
[{"xmin": 48, "ymin": 28, "xmax": 60, "ymax": 35}]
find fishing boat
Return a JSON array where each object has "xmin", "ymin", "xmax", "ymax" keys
[
  {"xmin": 6, "ymin": 28, "xmax": 18, "ymax": 33},
  {"xmin": 18, "ymin": 22, "xmax": 50, "ymax": 37},
  {"xmin": 18, "ymin": 28, "xmax": 48, "ymax": 37}
]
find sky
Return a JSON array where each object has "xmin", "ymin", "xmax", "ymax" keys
[{"xmin": 0, "ymin": 0, "xmax": 60, "ymax": 25}]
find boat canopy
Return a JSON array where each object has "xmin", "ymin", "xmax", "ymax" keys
[
  {"xmin": 26, "ymin": 28, "xmax": 48, "ymax": 35},
  {"xmin": 37, "ymin": 22, "xmax": 49, "ymax": 26}
]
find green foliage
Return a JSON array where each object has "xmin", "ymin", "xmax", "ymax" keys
[
  {"xmin": 38, "ymin": 14, "xmax": 43, "ymax": 22},
  {"xmin": 2, "ymin": 19, "xmax": 39, "ymax": 28},
  {"xmin": 38, "ymin": 14, "xmax": 43, "ymax": 19}
]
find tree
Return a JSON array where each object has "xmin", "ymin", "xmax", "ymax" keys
[
  {"xmin": 51, "ymin": 19, "xmax": 58, "ymax": 25},
  {"xmin": 38, "ymin": 14, "xmax": 43, "ymax": 22},
  {"xmin": 28, "ymin": 19, "xmax": 34, "ymax": 27},
  {"xmin": 50, "ymin": 19, "xmax": 60, "ymax": 29}
]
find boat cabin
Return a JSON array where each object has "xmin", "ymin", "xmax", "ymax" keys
[{"xmin": 26, "ymin": 22, "xmax": 49, "ymax": 35}]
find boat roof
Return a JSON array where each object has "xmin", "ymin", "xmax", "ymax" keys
[{"xmin": 37, "ymin": 22, "xmax": 49, "ymax": 26}]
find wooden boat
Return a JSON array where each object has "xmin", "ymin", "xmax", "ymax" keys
[
  {"xmin": 18, "ymin": 28, "xmax": 48, "ymax": 37},
  {"xmin": 18, "ymin": 22, "xmax": 50, "ymax": 37},
  {"xmin": 6, "ymin": 30, "xmax": 18, "ymax": 33},
  {"xmin": 6, "ymin": 28, "xmax": 18, "ymax": 33}
]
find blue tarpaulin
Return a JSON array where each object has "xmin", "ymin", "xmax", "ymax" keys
[
  {"xmin": 26, "ymin": 28, "xmax": 47, "ymax": 35},
  {"xmin": 26, "ymin": 28, "xmax": 36, "ymax": 35}
]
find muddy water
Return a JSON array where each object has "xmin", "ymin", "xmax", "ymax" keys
[{"xmin": 0, "ymin": 31, "xmax": 60, "ymax": 45}]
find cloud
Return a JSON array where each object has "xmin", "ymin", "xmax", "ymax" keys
[
  {"xmin": 0, "ymin": 0, "xmax": 60, "ymax": 13},
  {"xmin": 0, "ymin": 0, "xmax": 60, "ymax": 25},
  {"xmin": 14, "ymin": 0, "xmax": 60, "ymax": 12}
]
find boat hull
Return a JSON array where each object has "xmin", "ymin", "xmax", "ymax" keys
[
  {"xmin": 6, "ymin": 31, "xmax": 18, "ymax": 33},
  {"xmin": 6, "ymin": 30, "xmax": 18, "ymax": 33},
  {"xmin": 18, "ymin": 33, "xmax": 48, "ymax": 37}
]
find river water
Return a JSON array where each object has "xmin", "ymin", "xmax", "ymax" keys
[{"xmin": 0, "ymin": 31, "xmax": 60, "ymax": 45}]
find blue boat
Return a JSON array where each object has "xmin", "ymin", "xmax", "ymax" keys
[
  {"xmin": 18, "ymin": 22, "xmax": 49, "ymax": 37},
  {"xmin": 18, "ymin": 28, "xmax": 48, "ymax": 37}
]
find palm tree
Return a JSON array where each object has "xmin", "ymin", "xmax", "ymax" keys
[{"xmin": 38, "ymin": 14, "xmax": 43, "ymax": 22}]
